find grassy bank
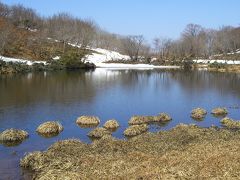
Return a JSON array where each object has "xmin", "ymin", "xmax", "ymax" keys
[
  {"xmin": 21, "ymin": 124, "xmax": 240, "ymax": 179},
  {"xmin": 0, "ymin": 51, "xmax": 96, "ymax": 74},
  {"xmin": 195, "ymin": 63, "xmax": 240, "ymax": 73}
]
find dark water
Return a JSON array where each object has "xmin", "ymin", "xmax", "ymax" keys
[{"xmin": 0, "ymin": 69, "xmax": 240, "ymax": 179}]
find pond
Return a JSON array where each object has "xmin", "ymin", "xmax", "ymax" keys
[{"xmin": 0, "ymin": 68, "xmax": 240, "ymax": 179}]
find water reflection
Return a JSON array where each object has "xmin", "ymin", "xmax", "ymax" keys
[{"xmin": 0, "ymin": 69, "xmax": 240, "ymax": 178}]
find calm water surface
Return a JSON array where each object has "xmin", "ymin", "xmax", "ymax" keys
[{"xmin": 0, "ymin": 69, "xmax": 240, "ymax": 179}]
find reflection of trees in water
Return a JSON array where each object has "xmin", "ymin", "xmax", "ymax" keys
[
  {"xmin": 0, "ymin": 71, "xmax": 98, "ymax": 107},
  {"xmin": 0, "ymin": 69, "xmax": 172, "ymax": 107},
  {"xmin": 169, "ymin": 71, "xmax": 240, "ymax": 97},
  {"xmin": 108, "ymin": 69, "xmax": 174, "ymax": 92},
  {"xmin": 1, "ymin": 69, "xmax": 239, "ymax": 108},
  {"xmin": 0, "ymin": 70, "xmax": 148, "ymax": 107}
]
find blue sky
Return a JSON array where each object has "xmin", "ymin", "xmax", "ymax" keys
[{"xmin": 2, "ymin": 0, "xmax": 240, "ymax": 41}]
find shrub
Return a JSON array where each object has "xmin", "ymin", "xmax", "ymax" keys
[
  {"xmin": 209, "ymin": 62, "xmax": 226, "ymax": 69},
  {"xmin": 32, "ymin": 63, "xmax": 46, "ymax": 71},
  {"xmin": 60, "ymin": 51, "xmax": 86, "ymax": 70},
  {"xmin": 182, "ymin": 60, "xmax": 193, "ymax": 70}
]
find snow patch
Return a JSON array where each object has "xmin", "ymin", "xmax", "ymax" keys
[
  {"xmin": 84, "ymin": 48, "xmax": 131, "ymax": 64},
  {"xmin": 193, "ymin": 59, "xmax": 240, "ymax": 65},
  {"xmin": 53, "ymin": 56, "xmax": 60, "ymax": 60},
  {"xmin": 94, "ymin": 63, "xmax": 180, "ymax": 69},
  {"xmin": 0, "ymin": 56, "xmax": 47, "ymax": 65}
]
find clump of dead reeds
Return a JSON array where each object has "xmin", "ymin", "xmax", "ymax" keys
[
  {"xmin": 0, "ymin": 128, "xmax": 29, "ymax": 145},
  {"xmin": 88, "ymin": 127, "xmax": 111, "ymax": 138},
  {"xmin": 191, "ymin": 108, "xmax": 207, "ymax": 120},
  {"xmin": 124, "ymin": 124, "xmax": 148, "ymax": 137},
  {"xmin": 103, "ymin": 119, "xmax": 120, "ymax": 129},
  {"xmin": 211, "ymin": 107, "xmax": 228, "ymax": 116},
  {"xmin": 76, "ymin": 116, "xmax": 100, "ymax": 126},
  {"xmin": 221, "ymin": 117, "xmax": 240, "ymax": 129},
  {"xmin": 36, "ymin": 121, "xmax": 63, "ymax": 137}
]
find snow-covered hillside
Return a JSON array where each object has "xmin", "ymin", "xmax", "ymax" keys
[
  {"xmin": 84, "ymin": 48, "xmax": 179, "ymax": 68},
  {"xmin": 85, "ymin": 48, "xmax": 130, "ymax": 63}
]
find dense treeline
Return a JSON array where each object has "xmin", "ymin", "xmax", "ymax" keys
[{"xmin": 0, "ymin": 1, "xmax": 240, "ymax": 63}]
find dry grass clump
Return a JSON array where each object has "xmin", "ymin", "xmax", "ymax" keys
[
  {"xmin": 221, "ymin": 117, "xmax": 240, "ymax": 129},
  {"xmin": 124, "ymin": 124, "xmax": 148, "ymax": 137},
  {"xmin": 154, "ymin": 113, "xmax": 172, "ymax": 122},
  {"xmin": 0, "ymin": 129, "xmax": 29, "ymax": 145},
  {"xmin": 211, "ymin": 107, "xmax": 228, "ymax": 116},
  {"xmin": 103, "ymin": 119, "xmax": 120, "ymax": 129},
  {"xmin": 191, "ymin": 108, "xmax": 207, "ymax": 120},
  {"xmin": 36, "ymin": 121, "xmax": 63, "ymax": 137},
  {"xmin": 129, "ymin": 113, "xmax": 172, "ymax": 125},
  {"xmin": 128, "ymin": 116, "xmax": 150, "ymax": 125},
  {"xmin": 20, "ymin": 124, "xmax": 240, "ymax": 179},
  {"xmin": 88, "ymin": 127, "xmax": 111, "ymax": 138},
  {"xmin": 76, "ymin": 116, "xmax": 100, "ymax": 127}
]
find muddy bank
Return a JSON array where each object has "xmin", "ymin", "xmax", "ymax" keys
[{"xmin": 21, "ymin": 124, "xmax": 240, "ymax": 179}]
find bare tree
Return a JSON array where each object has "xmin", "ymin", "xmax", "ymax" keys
[
  {"xmin": 0, "ymin": 2, "xmax": 10, "ymax": 17},
  {"xmin": 9, "ymin": 4, "xmax": 41, "ymax": 29},
  {"xmin": 0, "ymin": 18, "xmax": 11, "ymax": 54},
  {"xmin": 46, "ymin": 13, "xmax": 75, "ymax": 52},
  {"xmin": 153, "ymin": 37, "xmax": 172, "ymax": 60},
  {"xmin": 182, "ymin": 24, "xmax": 204, "ymax": 57},
  {"xmin": 73, "ymin": 19, "xmax": 96, "ymax": 48},
  {"xmin": 121, "ymin": 35, "xmax": 144, "ymax": 61}
]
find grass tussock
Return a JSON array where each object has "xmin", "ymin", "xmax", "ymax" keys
[
  {"xmin": 103, "ymin": 119, "xmax": 120, "ymax": 129},
  {"xmin": 155, "ymin": 113, "xmax": 172, "ymax": 122},
  {"xmin": 36, "ymin": 121, "xmax": 63, "ymax": 137},
  {"xmin": 20, "ymin": 124, "xmax": 240, "ymax": 179},
  {"xmin": 221, "ymin": 117, "xmax": 240, "ymax": 129},
  {"xmin": 88, "ymin": 127, "xmax": 111, "ymax": 138},
  {"xmin": 76, "ymin": 116, "xmax": 100, "ymax": 126},
  {"xmin": 128, "ymin": 115, "xmax": 149, "ymax": 125},
  {"xmin": 0, "ymin": 128, "xmax": 29, "ymax": 146},
  {"xmin": 129, "ymin": 113, "xmax": 172, "ymax": 125},
  {"xmin": 191, "ymin": 108, "xmax": 207, "ymax": 120},
  {"xmin": 123, "ymin": 124, "xmax": 148, "ymax": 137},
  {"xmin": 211, "ymin": 107, "xmax": 228, "ymax": 116}
]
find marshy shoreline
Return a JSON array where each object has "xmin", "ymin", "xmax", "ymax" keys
[
  {"xmin": 20, "ymin": 124, "xmax": 240, "ymax": 179},
  {"xmin": 1, "ymin": 69, "xmax": 240, "ymax": 179},
  {"xmin": 1, "ymin": 107, "xmax": 240, "ymax": 179}
]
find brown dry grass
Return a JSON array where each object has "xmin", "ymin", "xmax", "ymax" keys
[
  {"xmin": 211, "ymin": 107, "xmax": 228, "ymax": 116},
  {"xmin": 124, "ymin": 124, "xmax": 149, "ymax": 137},
  {"xmin": 88, "ymin": 127, "xmax": 111, "ymax": 138},
  {"xmin": 76, "ymin": 116, "xmax": 100, "ymax": 126},
  {"xmin": 21, "ymin": 124, "xmax": 240, "ymax": 179},
  {"xmin": 36, "ymin": 121, "xmax": 63, "ymax": 137},
  {"xmin": 221, "ymin": 117, "xmax": 240, "ymax": 129},
  {"xmin": 0, "ymin": 128, "xmax": 29, "ymax": 146},
  {"xmin": 103, "ymin": 119, "xmax": 120, "ymax": 129},
  {"xmin": 208, "ymin": 65, "xmax": 240, "ymax": 73},
  {"xmin": 155, "ymin": 113, "xmax": 172, "ymax": 122},
  {"xmin": 129, "ymin": 113, "xmax": 172, "ymax": 125},
  {"xmin": 191, "ymin": 108, "xmax": 207, "ymax": 120}
]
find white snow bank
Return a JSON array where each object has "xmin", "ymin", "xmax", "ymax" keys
[
  {"xmin": 68, "ymin": 43, "xmax": 133, "ymax": 64},
  {"xmin": 53, "ymin": 56, "xmax": 60, "ymax": 60},
  {"xmin": 84, "ymin": 48, "xmax": 131, "ymax": 64},
  {"xmin": 0, "ymin": 56, "xmax": 47, "ymax": 65},
  {"xmin": 94, "ymin": 62, "xmax": 180, "ymax": 69},
  {"xmin": 193, "ymin": 59, "xmax": 240, "ymax": 65}
]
